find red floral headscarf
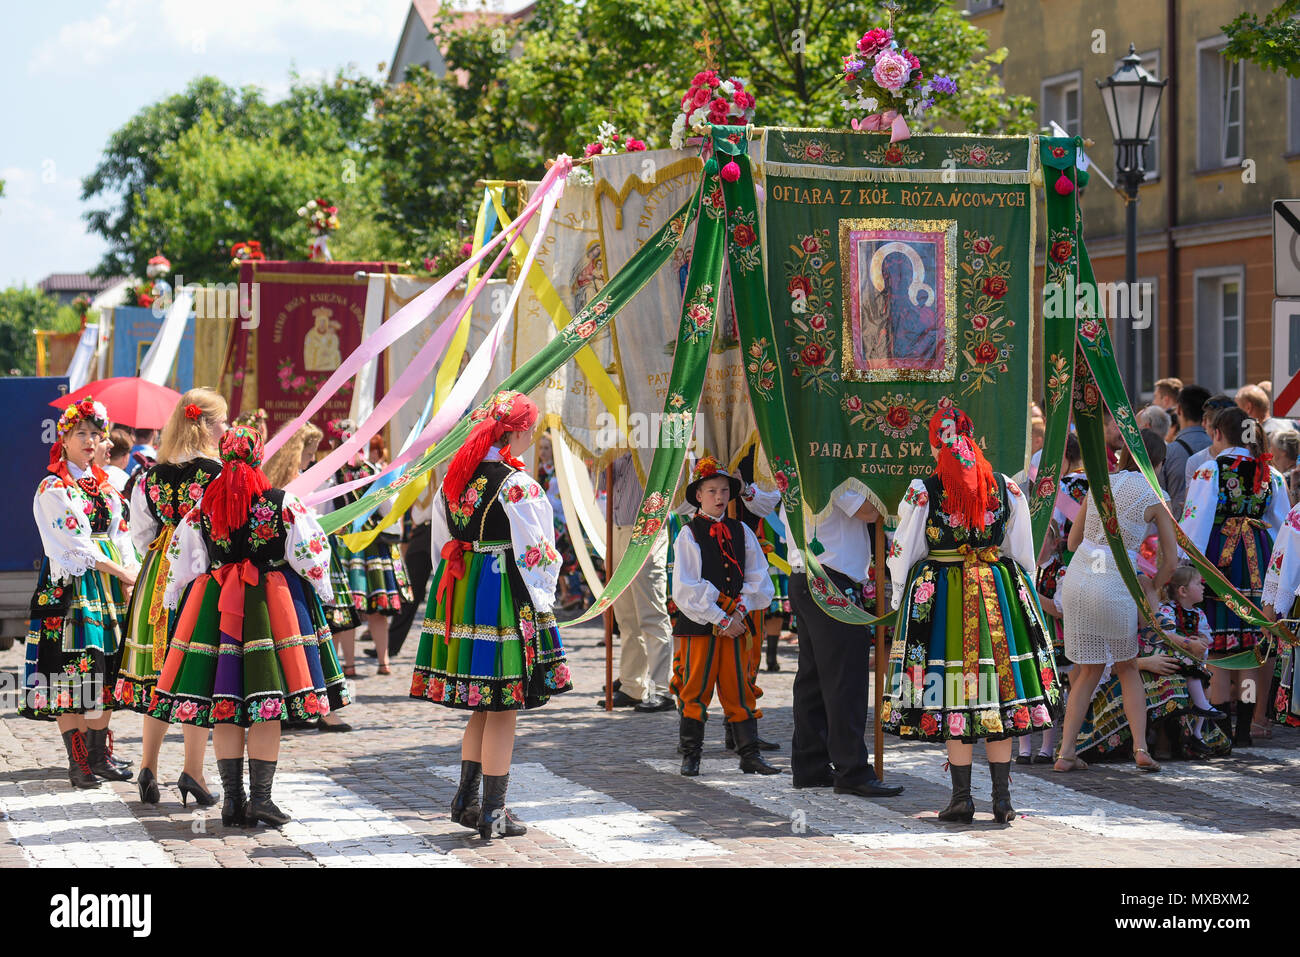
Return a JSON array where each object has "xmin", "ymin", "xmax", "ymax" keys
[
  {"xmin": 443, "ymin": 391, "xmax": 539, "ymax": 506},
  {"xmin": 928, "ymin": 405, "xmax": 996, "ymax": 532},
  {"xmin": 201, "ymin": 425, "xmax": 272, "ymax": 541}
]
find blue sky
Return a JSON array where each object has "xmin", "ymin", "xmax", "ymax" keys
[{"xmin": 0, "ymin": 0, "xmax": 417, "ymax": 288}]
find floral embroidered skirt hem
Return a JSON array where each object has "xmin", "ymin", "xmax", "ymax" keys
[
  {"xmin": 335, "ymin": 538, "xmax": 413, "ymax": 616},
  {"xmin": 1270, "ymin": 598, "xmax": 1300, "ymax": 727},
  {"xmin": 150, "ymin": 568, "xmax": 352, "ymax": 727},
  {"xmin": 411, "ymin": 550, "xmax": 571, "ymax": 711},
  {"xmin": 113, "ymin": 542, "xmax": 176, "ymax": 713},
  {"xmin": 1075, "ymin": 668, "xmax": 1229, "ymax": 757},
  {"xmin": 322, "ymin": 536, "xmax": 361, "ymax": 632},
  {"xmin": 881, "ymin": 556, "xmax": 1064, "ymax": 743},
  {"xmin": 1203, "ymin": 522, "xmax": 1271, "ymax": 653},
  {"xmin": 20, "ymin": 540, "xmax": 128, "ymax": 721}
]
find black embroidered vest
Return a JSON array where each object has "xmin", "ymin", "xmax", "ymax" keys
[
  {"xmin": 198, "ymin": 488, "xmax": 292, "ymax": 570},
  {"xmin": 673, "ymin": 514, "xmax": 748, "ymax": 636},
  {"xmin": 139, "ymin": 458, "xmax": 220, "ymax": 529},
  {"xmin": 921, "ymin": 473, "xmax": 1009, "ymax": 551},
  {"xmin": 443, "ymin": 461, "xmax": 515, "ymax": 545}
]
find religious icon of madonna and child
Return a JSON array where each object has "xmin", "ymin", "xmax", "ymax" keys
[{"xmin": 840, "ymin": 219, "xmax": 957, "ymax": 382}]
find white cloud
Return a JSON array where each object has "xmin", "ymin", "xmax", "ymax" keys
[
  {"xmin": 28, "ymin": 13, "xmax": 138, "ymax": 74},
  {"xmin": 0, "ymin": 166, "xmax": 106, "ymax": 286}
]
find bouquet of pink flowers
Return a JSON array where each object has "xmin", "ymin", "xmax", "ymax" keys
[
  {"xmin": 297, "ymin": 198, "xmax": 339, "ymax": 261},
  {"xmin": 840, "ymin": 26, "xmax": 956, "ymax": 141},
  {"xmin": 670, "ymin": 70, "xmax": 756, "ymax": 149}
]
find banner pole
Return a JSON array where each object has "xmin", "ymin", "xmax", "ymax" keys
[
  {"xmin": 604, "ymin": 463, "xmax": 615, "ymax": 712},
  {"xmin": 874, "ymin": 521, "xmax": 886, "ymax": 780}
]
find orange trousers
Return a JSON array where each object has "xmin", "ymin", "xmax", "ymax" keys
[{"xmin": 670, "ymin": 631, "xmax": 762, "ymax": 723}]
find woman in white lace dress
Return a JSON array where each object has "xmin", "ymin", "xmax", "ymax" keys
[{"xmin": 1055, "ymin": 429, "xmax": 1178, "ymax": 772}]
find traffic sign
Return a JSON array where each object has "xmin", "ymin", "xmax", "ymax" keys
[
  {"xmin": 1275, "ymin": 199, "xmax": 1300, "ymax": 297},
  {"xmin": 1272, "ymin": 299, "xmax": 1300, "ymax": 417}
]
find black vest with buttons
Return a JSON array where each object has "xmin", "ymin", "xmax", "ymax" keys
[{"xmin": 673, "ymin": 514, "xmax": 748, "ymax": 636}]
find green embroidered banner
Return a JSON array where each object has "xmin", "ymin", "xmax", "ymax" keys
[
  {"xmin": 762, "ymin": 130, "xmax": 1036, "ymax": 522},
  {"xmin": 319, "ymin": 191, "xmax": 700, "ymax": 535}
]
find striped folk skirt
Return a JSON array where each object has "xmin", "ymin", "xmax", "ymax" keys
[
  {"xmin": 20, "ymin": 537, "xmax": 128, "ymax": 720},
  {"xmin": 335, "ymin": 538, "xmax": 413, "ymax": 617},
  {"xmin": 114, "ymin": 529, "xmax": 177, "ymax": 713},
  {"xmin": 151, "ymin": 564, "xmax": 351, "ymax": 727}
]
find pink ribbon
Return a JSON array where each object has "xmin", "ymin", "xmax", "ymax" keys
[
  {"xmin": 264, "ymin": 157, "xmax": 572, "ymax": 463},
  {"xmin": 851, "ymin": 110, "xmax": 911, "ymax": 143},
  {"xmin": 299, "ymin": 171, "xmax": 567, "ymax": 505}
]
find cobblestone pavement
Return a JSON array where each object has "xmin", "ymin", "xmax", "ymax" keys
[{"xmin": 2, "ymin": 623, "xmax": 1299, "ymax": 868}]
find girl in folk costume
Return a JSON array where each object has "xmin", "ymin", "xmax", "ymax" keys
[
  {"xmin": 1157, "ymin": 567, "xmax": 1226, "ymax": 754},
  {"xmin": 319, "ymin": 418, "xmax": 412, "ymax": 677},
  {"xmin": 116, "ymin": 389, "xmax": 227, "ymax": 807},
  {"xmin": 152, "ymin": 426, "xmax": 350, "ymax": 828},
  {"xmin": 1179, "ymin": 407, "xmax": 1289, "ymax": 746},
  {"xmin": 1261, "ymin": 501, "xmax": 1300, "ymax": 729},
  {"xmin": 22, "ymin": 398, "xmax": 139, "ymax": 788},
  {"xmin": 883, "ymin": 406, "xmax": 1062, "ymax": 823},
  {"xmin": 411, "ymin": 390, "xmax": 572, "ymax": 840},
  {"xmin": 670, "ymin": 459, "xmax": 778, "ymax": 776}
]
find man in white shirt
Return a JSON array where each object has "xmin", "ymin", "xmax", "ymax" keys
[{"xmin": 788, "ymin": 487, "xmax": 903, "ymax": 798}]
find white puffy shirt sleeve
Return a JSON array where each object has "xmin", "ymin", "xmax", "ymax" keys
[
  {"xmin": 1263, "ymin": 505, "xmax": 1300, "ymax": 616},
  {"xmin": 429, "ymin": 487, "xmax": 452, "ymax": 558},
  {"xmin": 107, "ymin": 486, "xmax": 139, "ymax": 571},
  {"xmin": 887, "ymin": 480, "xmax": 930, "ymax": 610},
  {"xmin": 671, "ymin": 525, "xmax": 724, "ymax": 626},
  {"xmin": 282, "ymin": 492, "xmax": 334, "ymax": 603},
  {"xmin": 129, "ymin": 476, "xmax": 160, "ymax": 557},
  {"xmin": 162, "ymin": 507, "xmax": 207, "ymax": 609},
  {"xmin": 33, "ymin": 477, "xmax": 100, "ymax": 579},
  {"xmin": 740, "ymin": 523, "xmax": 775, "ymax": 613},
  {"xmin": 1266, "ymin": 468, "xmax": 1291, "ymax": 544},
  {"xmin": 1179, "ymin": 457, "xmax": 1219, "ymax": 555},
  {"xmin": 740, "ymin": 483, "xmax": 782, "ymax": 519},
  {"xmin": 500, "ymin": 471, "xmax": 559, "ymax": 615},
  {"xmin": 1001, "ymin": 476, "xmax": 1036, "ymax": 574}
]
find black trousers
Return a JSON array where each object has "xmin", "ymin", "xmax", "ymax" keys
[
  {"xmin": 388, "ymin": 524, "xmax": 432, "ymax": 656},
  {"xmin": 789, "ymin": 570, "xmax": 878, "ymax": 787}
]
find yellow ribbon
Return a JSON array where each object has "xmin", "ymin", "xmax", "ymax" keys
[
  {"xmin": 147, "ymin": 524, "xmax": 176, "ymax": 669},
  {"xmin": 1217, "ymin": 516, "xmax": 1267, "ymax": 591},
  {"xmin": 942, "ymin": 545, "xmax": 1015, "ymax": 705}
]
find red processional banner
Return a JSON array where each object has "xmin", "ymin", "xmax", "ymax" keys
[{"xmin": 228, "ymin": 260, "xmax": 396, "ymax": 439}]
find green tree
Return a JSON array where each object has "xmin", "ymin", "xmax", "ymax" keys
[
  {"xmin": 1224, "ymin": 0, "xmax": 1300, "ymax": 78},
  {"xmin": 0, "ymin": 288, "xmax": 83, "ymax": 375}
]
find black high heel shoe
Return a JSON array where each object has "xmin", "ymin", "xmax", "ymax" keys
[
  {"xmin": 137, "ymin": 766, "xmax": 160, "ymax": 804},
  {"xmin": 177, "ymin": 771, "xmax": 219, "ymax": 807}
]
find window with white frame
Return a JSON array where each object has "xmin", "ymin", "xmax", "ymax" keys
[
  {"xmin": 1195, "ymin": 270, "xmax": 1245, "ymax": 393},
  {"xmin": 1112, "ymin": 277, "xmax": 1159, "ymax": 399},
  {"xmin": 1042, "ymin": 71, "xmax": 1082, "ymax": 138},
  {"xmin": 1197, "ymin": 38, "xmax": 1244, "ymax": 168},
  {"xmin": 1116, "ymin": 50, "xmax": 1161, "ymax": 179}
]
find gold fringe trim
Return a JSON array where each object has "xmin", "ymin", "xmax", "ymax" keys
[
  {"xmin": 802, "ymin": 476, "xmax": 893, "ymax": 527},
  {"xmin": 762, "ymin": 161, "xmax": 1031, "ymax": 184}
]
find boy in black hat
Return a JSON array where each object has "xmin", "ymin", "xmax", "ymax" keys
[{"xmin": 669, "ymin": 457, "xmax": 779, "ymax": 776}]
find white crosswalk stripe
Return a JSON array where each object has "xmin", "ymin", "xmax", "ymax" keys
[
  {"xmin": 1103, "ymin": 748, "xmax": 1300, "ymax": 815},
  {"xmin": 642, "ymin": 758, "xmax": 986, "ymax": 848},
  {"xmin": 433, "ymin": 762, "xmax": 728, "ymax": 862},
  {"xmin": 883, "ymin": 749, "xmax": 1228, "ymax": 840},
  {"xmin": 274, "ymin": 772, "xmax": 467, "ymax": 867},
  {"xmin": 0, "ymin": 781, "xmax": 173, "ymax": 868}
]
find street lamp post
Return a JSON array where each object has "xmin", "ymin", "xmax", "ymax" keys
[{"xmin": 1097, "ymin": 44, "xmax": 1167, "ymax": 405}]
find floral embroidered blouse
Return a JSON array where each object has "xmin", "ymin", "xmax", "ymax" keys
[
  {"xmin": 671, "ymin": 513, "xmax": 774, "ymax": 627},
  {"xmin": 32, "ymin": 462, "xmax": 139, "ymax": 581},
  {"xmin": 1179, "ymin": 446, "xmax": 1289, "ymax": 556},
  {"xmin": 429, "ymin": 447, "xmax": 561, "ymax": 614},
  {"xmin": 161, "ymin": 489, "xmax": 334, "ymax": 609},
  {"xmin": 886, "ymin": 474, "xmax": 1036, "ymax": 610},
  {"xmin": 1262, "ymin": 501, "xmax": 1300, "ymax": 617}
]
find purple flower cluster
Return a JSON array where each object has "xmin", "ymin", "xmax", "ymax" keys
[{"xmin": 930, "ymin": 75, "xmax": 957, "ymax": 95}]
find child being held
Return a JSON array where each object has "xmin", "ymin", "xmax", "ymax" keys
[{"xmin": 1158, "ymin": 567, "xmax": 1227, "ymax": 754}]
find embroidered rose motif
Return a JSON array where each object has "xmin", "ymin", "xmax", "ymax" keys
[
  {"xmin": 981, "ymin": 276, "xmax": 1008, "ymax": 299},
  {"xmin": 524, "ymin": 546, "xmax": 542, "ymax": 568},
  {"xmin": 213, "ymin": 700, "xmax": 236, "ymax": 721},
  {"xmin": 787, "ymin": 275, "xmax": 812, "ymax": 298},
  {"xmin": 508, "ymin": 485, "xmax": 525, "ymax": 504},
  {"xmin": 1031, "ymin": 703, "xmax": 1051, "ymax": 725},
  {"xmin": 1012, "ymin": 707, "xmax": 1030, "ymax": 730},
  {"xmin": 972, "ymin": 237, "xmax": 992, "ymax": 255},
  {"xmin": 885, "ymin": 405, "xmax": 912, "ymax": 431},
  {"xmin": 467, "ymin": 686, "xmax": 482, "ymax": 707},
  {"xmin": 175, "ymin": 700, "xmax": 199, "ymax": 721},
  {"xmin": 733, "ymin": 223, "xmax": 757, "ymax": 247},
  {"xmin": 947, "ymin": 712, "xmax": 967, "ymax": 736},
  {"xmin": 974, "ymin": 342, "xmax": 998, "ymax": 363},
  {"xmin": 883, "ymin": 145, "xmax": 904, "ymax": 165},
  {"xmin": 553, "ymin": 664, "xmax": 571, "ymax": 686},
  {"xmin": 919, "ymin": 713, "xmax": 939, "ymax": 736},
  {"xmin": 574, "ymin": 320, "xmax": 597, "ymax": 339},
  {"xmin": 640, "ymin": 518, "xmax": 663, "ymax": 538},
  {"xmin": 808, "ymin": 313, "xmax": 827, "ymax": 331},
  {"xmin": 149, "ymin": 484, "xmax": 162, "ymax": 502},
  {"xmin": 1049, "ymin": 240, "xmax": 1073, "ymax": 263},
  {"xmin": 774, "ymin": 471, "xmax": 789, "ymax": 492},
  {"xmin": 259, "ymin": 698, "xmax": 282, "ymax": 720},
  {"xmin": 1083, "ymin": 383, "xmax": 1100, "ymax": 407},
  {"xmin": 913, "ymin": 581, "xmax": 936, "ymax": 605},
  {"xmin": 800, "ymin": 343, "xmax": 828, "ymax": 367},
  {"xmin": 800, "ymin": 236, "xmax": 822, "ymax": 255}
]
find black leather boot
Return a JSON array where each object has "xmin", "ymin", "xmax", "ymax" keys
[
  {"xmin": 449, "ymin": 759, "xmax": 482, "ymax": 830},
  {"xmin": 85, "ymin": 728, "xmax": 132, "ymax": 781},
  {"xmin": 247, "ymin": 758, "xmax": 291, "ymax": 827},
  {"xmin": 104, "ymin": 729, "xmax": 133, "ymax": 772},
  {"xmin": 724, "ymin": 722, "xmax": 736, "ymax": 751},
  {"xmin": 679, "ymin": 716, "xmax": 705, "ymax": 776},
  {"xmin": 937, "ymin": 763, "xmax": 974, "ymax": 822},
  {"xmin": 478, "ymin": 773, "xmax": 527, "ymax": 839},
  {"xmin": 61, "ymin": 729, "xmax": 100, "ymax": 789},
  {"xmin": 1213, "ymin": 703, "xmax": 1233, "ymax": 741},
  {"xmin": 1233, "ymin": 699, "xmax": 1255, "ymax": 748},
  {"xmin": 217, "ymin": 757, "xmax": 248, "ymax": 826},
  {"xmin": 732, "ymin": 718, "xmax": 781, "ymax": 774},
  {"xmin": 989, "ymin": 760, "xmax": 1016, "ymax": 823},
  {"xmin": 765, "ymin": 634, "xmax": 780, "ymax": 672}
]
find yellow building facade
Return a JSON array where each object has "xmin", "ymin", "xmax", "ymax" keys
[{"xmin": 972, "ymin": 0, "xmax": 1299, "ymax": 399}]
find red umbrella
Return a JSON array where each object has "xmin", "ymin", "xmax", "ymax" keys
[{"xmin": 50, "ymin": 377, "xmax": 183, "ymax": 430}]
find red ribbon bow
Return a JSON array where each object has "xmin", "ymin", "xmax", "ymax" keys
[
  {"xmin": 437, "ymin": 540, "xmax": 473, "ymax": 644},
  {"xmin": 706, "ymin": 517, "xmax": 744, "ymax": 576},
  {"xmin": 211, "ymin": 559, "xmax": 259, "ymax": 640}
]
